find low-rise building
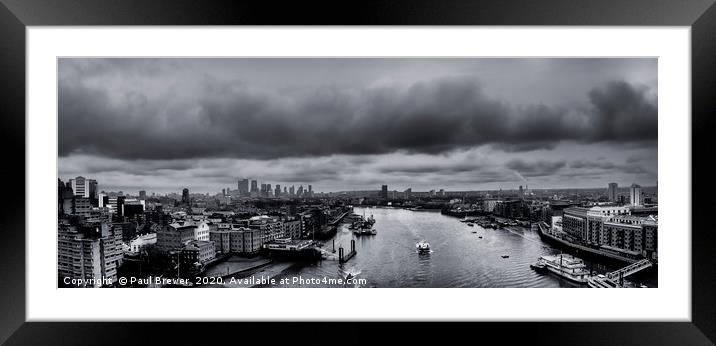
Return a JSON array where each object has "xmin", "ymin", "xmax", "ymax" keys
[
  {"xmin": 180, "ymin": 240, "xmax": 216, "ymax": 267},
  {"xmin": 156, "ymin": 223, "xmax": 196, "ymax": 253},
  {"xmin": 127, "ymin": 233, "xmax": 157, "ymax": 254},
  {"xmin": 210, "ymin": 224, "xmax": 263, "ymax": 255},
  {"xmin": 563, "ymin": 206, "xmax": 630, "ymax": 243}
]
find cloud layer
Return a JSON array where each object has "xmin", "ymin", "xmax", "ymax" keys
[
  {"xmin": 59, "ymin": 72, "xmax": 656, "ymax": 160},
  {"xmin": 58, "ymin": 58, "xmax": 658, "ymax": 192}
]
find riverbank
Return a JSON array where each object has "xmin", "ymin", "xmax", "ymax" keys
[{"xmin": 203, "ymin": 256, "xmax": 273, "ymax": 278}]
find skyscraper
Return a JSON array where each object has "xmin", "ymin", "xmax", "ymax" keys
[
  {"xmin": 88, "ymin": 179, "xmax": 98, "ymax": 204},
  {"xmin": 139, "ymin": 190, "xmax": 147, "ymax": 200},
  {"xmin": 380, "ymin": 185, "xmax": 388, "ymax": 199},
  {"xmin": 250, "ymin": 180, "xmax": 258, "ymax": 193},
  {"xmin": 308, "ymin": 185, "xmax": 312, "ymax": 197},
  {"xmin": 629, "ymin": 184, "xmax": 643, "ymax": 206},
  {"xmin": 275, "ymin": 184, "xmax": 281, "ymax": 197},
  {"xmin": 260, "ymin": 183, "xmax": 267, "ymax": 198},
  {"xmin": 238, "ymin": 179, "xmax": 249, "ymax": 195},
  {"xmin": 608, "ymin": 183, "xmax": 618, "ymax": 202},
  {"xmin": 182, "ymin": 188, "xmax": 190, "ymax": 204}
]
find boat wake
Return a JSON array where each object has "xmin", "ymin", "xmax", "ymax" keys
[{"xmin": 339, "ymin": 266, "xmax": 362, "ymax": 280}]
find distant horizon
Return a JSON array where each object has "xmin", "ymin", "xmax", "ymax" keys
[{"xmin": 65, "ymin": 180, "xmax": 657, "ymax": 196}]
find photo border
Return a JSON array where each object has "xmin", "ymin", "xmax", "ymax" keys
[{"xmin": 1, "ymin": 0, "xmax": 714, "ymax": 344}]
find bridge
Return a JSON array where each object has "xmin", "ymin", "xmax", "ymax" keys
[{"xmin": 606, "ymin": 258, "xmax": 653, "ymax": 281}]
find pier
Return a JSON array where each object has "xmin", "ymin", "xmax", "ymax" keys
[
  {"xmin": 328, "ymin": 210, "xmax": 351, "ymax": 226},
  {"xmin": 606, "ymin": 258, "xmax": 652, "ymax": 281},
  {"xmin": 338, "ymin": 239, "xmax": 357, "ymax": 263},
  {"xmin": 588, "ymin": 258, "xmax": 653, "ymax": 288}
]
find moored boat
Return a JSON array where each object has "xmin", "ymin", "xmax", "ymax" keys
[
  {"xmin": 530, "ymin": 262, "xmax": 547, "ymax": 273},
  {"xmin": 535, "ymin": 254, "xmax": 590, "ymax": 283}
]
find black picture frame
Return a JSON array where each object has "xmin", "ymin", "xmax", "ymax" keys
[{"xmin": 1, "ymin": 1, "xmax": 713, "ymax": 344}]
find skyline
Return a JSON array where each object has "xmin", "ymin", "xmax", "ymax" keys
[
  {"xmin": 58, "ymin": 174, "xmax": 657, "ymax": 196},
  {"xmin": 59, "ymin": 58, "xmax": 657, "ymax": 193}
]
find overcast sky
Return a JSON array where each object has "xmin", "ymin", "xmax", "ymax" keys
[{"xmin": 58, "ymin": 58, "xmax": 657, "ymax": 194}]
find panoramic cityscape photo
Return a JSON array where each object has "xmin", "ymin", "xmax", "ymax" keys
[{"xmin": 57, "ymin": 58, "xmax": 658, "ymax": 288}]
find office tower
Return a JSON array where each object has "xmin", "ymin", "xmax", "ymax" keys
[
  {"xmin": 308, "ymin": 185, "xmax": 312, "ymax": 197},
  {"xmin": 139, "ymin": 190, "xmax": 147, "ymax": 200},
  {"xmin": 69, "ymin": 176, "xmax": 90, "ymax": 198},
  {"xmin": 630, "ymin": 184, "xmax": 643, "ymax": 206},
  {"xmin": 297, "ymin": 185, "xmax": 304, "ymax": 196},
  {"xmin": 289, "ymin": 185, "xmax": 295, "ymax": 196},
  {"xmin": 275, "ymin": 184, "xmax": 281, "ymax": 197},
  {"xmin": 182, "ymin": 188, "xmax": 190, "ymax": 204},
  {"xmin": 116, "ymin": 196, "xmax": 126, "ymax": 218},
  {"xmin": 238, "ymin": 179, "xmax": 249, "ymax": 195},
  {"xmin": 250, "ymin": 180, "xmax": 259, "ymax": 193},
  {"xmin": 380, "ymin": 185, "xmax": 388, "ymax": 199},
  {"xmin": 98, "ymin": 193, "xmax": 107, "ymax": 208},
  {"xmin": 608, "ymin": 183, "xmax": 618, "ymax": 202},
  {"xmin": 88, "ymin": 179, "xmax": 98, "ymax": 198}
]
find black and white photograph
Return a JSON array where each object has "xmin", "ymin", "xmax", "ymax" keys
[
  {"xmin": 57, "ymin": 57, "xmax": 658, "ymax": 289},
  {"xmin": 5, "ymin": 0, "xmax": 716, "ymax": 343}
]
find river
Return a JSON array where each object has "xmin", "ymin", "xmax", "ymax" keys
[{"xmin": 221, "ymin": 206, "xmax": 657, "ymax": 288}]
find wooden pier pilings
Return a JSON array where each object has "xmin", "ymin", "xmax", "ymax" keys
[{"xmin": 338, "ymin": 239, "xmax": 357, "ymax": 263}]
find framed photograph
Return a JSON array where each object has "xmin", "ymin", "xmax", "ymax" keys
[{"xmin": 1, "ymin": 0, "xmax": 714, "ymax": 344}]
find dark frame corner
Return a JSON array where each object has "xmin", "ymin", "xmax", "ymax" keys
[{"xmin": 1, "ymin": 0, "xmax": 714, "ymax": 344}]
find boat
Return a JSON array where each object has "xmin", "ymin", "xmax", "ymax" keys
[
  {"xmin": 354, "ymin": 226, "xmax": 376, "ymax": 235},
  {"xmin": 471, "ymin": 231, "xmax": 477, "ymax": 234},
  {"xmin": 530, "ymin": 262, "xmax": 547, "ymax": 273},
  {"xmin": 478, "ymin": 236, "xmax": 483, "ymax": 239},
  {"xmin": 362, "ymin": 228, "xmax": 377, "ymax": 235},
  {"xmin": 467, "ymin": 223, "xmax": 475, "ymax": 227},
  {"xmin": 416, "ymin": 240, "xmax": 431, "ymax": 253},
  {"xmin": 366, "ymin": 215, "xmax": 376, "ymax": 226},
  {"xmin": 501, "ymin": 255, "xmax": 510, "ymax": 258},
  {"xmin": 536, "ymin": 254, "xmax": 590, "ymax": 283}
]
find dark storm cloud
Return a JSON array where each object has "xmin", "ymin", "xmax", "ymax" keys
[
  {"xmin": 570, "ymin": 160, "xmax": 617, "ymax": 170},
  {"xmin": 59, "ymin": 60, "xmax": 657, "ymax": 161},
  {"xmin": 570, "ymin": 159, "xmax": 653, "ymax": 175},
  {"xmin": 587, "ymin": 81, "xmax": 658, "ymax": 141},
  {"xmin": 506, "ymin": 159, "xmax": 567, "ymax": 177}
]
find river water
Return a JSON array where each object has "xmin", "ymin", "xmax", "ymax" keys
[{"xmin": 222, "ymin": 207, "xmax": 656, "ymax": 288}]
